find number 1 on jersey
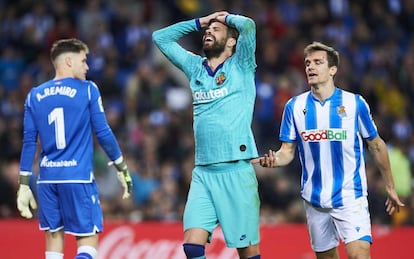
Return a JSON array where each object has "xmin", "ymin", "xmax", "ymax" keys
[{"xmin": 48, "ymin": 107, "xmax": 66, "ymax": 149}]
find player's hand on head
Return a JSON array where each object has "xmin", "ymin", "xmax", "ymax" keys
[
  {"xmin": 200, "ymin": 11, "xmax": 229, "ymax": 27},
  {"xmin": 215, "ymin": 11, "xmax": 229, "ymax": 23},
  {"xmin": 17, "ymin": 184, "xmax": 37, "ymax": 219}
]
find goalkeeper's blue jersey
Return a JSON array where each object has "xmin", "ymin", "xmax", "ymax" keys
[
  {"xmin": 20, "ymin": 77, "xmax": 122, "ymax": 183},
  {"xmin": 153, "ymin": 14, "xmax": 259, "ymax": 165}
]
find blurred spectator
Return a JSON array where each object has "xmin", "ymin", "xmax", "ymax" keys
[
  {"xmin": 97, "ymin": 61, "xmax": 124, "ymax": 106},
  {"xmin": 76, "ymin": 0, "xmax": 109, "ymax": 41},
  {"xmin": 366, "ymin": 159, "xmax": 391, "ymax": 225},
  {"xmin": 46, "ymin": 17, "xmax": 78, "ymax": 51},
  {"xmin": 388, "ymin": 139, "xmax": 412, "ymax": 226},
  {"xmin": 19, "ymin": 2, "xmax": 54, "ymax": 62},
  {"xmin": 0, "ymin": 154, "xmax": 21, "ymax": 218},
  {"xmin": 0, "ymin": 45, "xmax": 25, "ymax": 91},
  {"xmin": 0, "ymin": 5, "xmax": 22, "ymax": 47},
  {"xmin": 117, "ymin": 12, "xmax": 152, "ymax": 69},
  {"xmin": 259, "ymin": 171, "xmax": 303, "ymax": 223}
]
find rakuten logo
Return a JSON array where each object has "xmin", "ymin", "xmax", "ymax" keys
[
  {"xmin": 193, "ymin": 87, "xmax": 228, "ymax": 103},
  {"xmin": 301, "ymin": 129, "xmax": 347, "ymax": 142}
]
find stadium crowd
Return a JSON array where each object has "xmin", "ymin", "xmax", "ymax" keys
[{"xmin": 0, "ymin": 0, "xmax": 413, "ymax": 227}]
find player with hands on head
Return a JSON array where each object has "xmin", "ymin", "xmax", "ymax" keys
[
  {"xmin": 252, "ymin": 41, "xmax": 404, "ymax": 259},
  {"xmin": 153, "ymin": 10, "xmax": 261, "ymax": 259},
  {"xmin": 16, "ymin": 38, "xmax": 132, "ymax": 259}
]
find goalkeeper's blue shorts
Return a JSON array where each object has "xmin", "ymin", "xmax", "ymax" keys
[
  {"xmin": 37, "ymin": 181, "xmax": 103, "ymax": 236},
  {"xmin": 183, "ymin": 160, "xmax": 260, "ymax": 248}
]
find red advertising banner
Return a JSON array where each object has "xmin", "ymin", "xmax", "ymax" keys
[{"xmin": 0, "ymin": 219, "xmax": 412, "ymax": 258}]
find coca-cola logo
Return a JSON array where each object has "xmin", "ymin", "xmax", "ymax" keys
[{"xmin": 97, "ymin": 225, "xmax": 237, "ymax": 259}]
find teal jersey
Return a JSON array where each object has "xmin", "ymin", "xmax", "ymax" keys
[{"xmin": 153, "ymin": 15, "xmax": 258, "ymax": 165}]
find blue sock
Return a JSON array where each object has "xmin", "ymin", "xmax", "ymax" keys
[
  {"xmin": 247, "ymin": 255, "xmax": 261, "ymax": 259},
  {"xmin": 183, "ymin": 243, "xmax": 205, "ymax": 259},
  {"xmin": 75, "ymin": 253, "xmax": 92, "ymax": 259}
]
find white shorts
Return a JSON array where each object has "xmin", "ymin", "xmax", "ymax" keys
[{"xmin": 304, "ymin": 197, "xmax": 372, "ymax": 252}]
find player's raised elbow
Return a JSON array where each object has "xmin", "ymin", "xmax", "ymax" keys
[
  {"xmin": 152, "ymin": 30, "xmax": 161, "ymax": 46},
  {"xmin": 244, "ymin": 17, "xmax": 256, "ymax": 30},
  {"xmin": 239, "ymin": 16, "xmax": 256, "ymax": 34},
  {"xmin": 152, "ymin": 28, "xmax": 171, "ymax": 47}
]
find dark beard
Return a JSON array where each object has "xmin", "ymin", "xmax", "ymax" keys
[{"xmin": 203, "ymin": 39, "xmax": 226, "ymax": 59}]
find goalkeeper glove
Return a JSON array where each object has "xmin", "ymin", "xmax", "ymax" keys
[
  {"xmin": 17, "ymin": 175, "xmax": 37, "ymax": 219},
  {"xmin": 109, "ymin": 157, "xmax": 133, "ymax": 199}
]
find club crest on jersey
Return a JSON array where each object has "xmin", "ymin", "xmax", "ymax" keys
[
  {"xmin": 337, "ymin": 105, "xmax": 347, "ymax": 118},
  {"xmin": 215, "ymin": 72, "xmax": 226, "ymax": 85}
]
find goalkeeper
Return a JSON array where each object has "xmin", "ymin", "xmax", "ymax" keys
[{"xmin": 17, "ymin": 38, "xmax": 132, "ymax": 259}]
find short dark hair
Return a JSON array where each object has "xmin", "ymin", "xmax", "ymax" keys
[
  {"xmin": 50, "ymin": 38, "xmax": 89, "ymax": 62},
  {"xmin": 304, "ymin": 41, "xmax": 339, "ymax": 68}
]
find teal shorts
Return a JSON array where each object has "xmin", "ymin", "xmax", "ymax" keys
[{"xmin": 183, "ymin": 160, "xmax": 260, "ymax": 248}]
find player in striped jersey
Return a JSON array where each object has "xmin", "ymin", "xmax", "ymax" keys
[
  {"xmin": 252, "ymin": 41, "xmax": 404, "ymax": 259},
  {"xmin": 153, "ymin": 11, "xmax": 260, "ymax": 259},
  {"xmin": 16, "ymin": 38, "xmax": 132, "ymax": 259}
]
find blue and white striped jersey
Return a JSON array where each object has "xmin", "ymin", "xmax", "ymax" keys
[
  {"xmin": 280, "ymin": 88, "xmax": 378, "ymax": 208},
  {"xmin": 153, "ymin": 14, "xmax": 258, "ymax": 165},
  {"xmin": 20, "ymin": 77, "xmax": 122, "ymax": 183}
]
